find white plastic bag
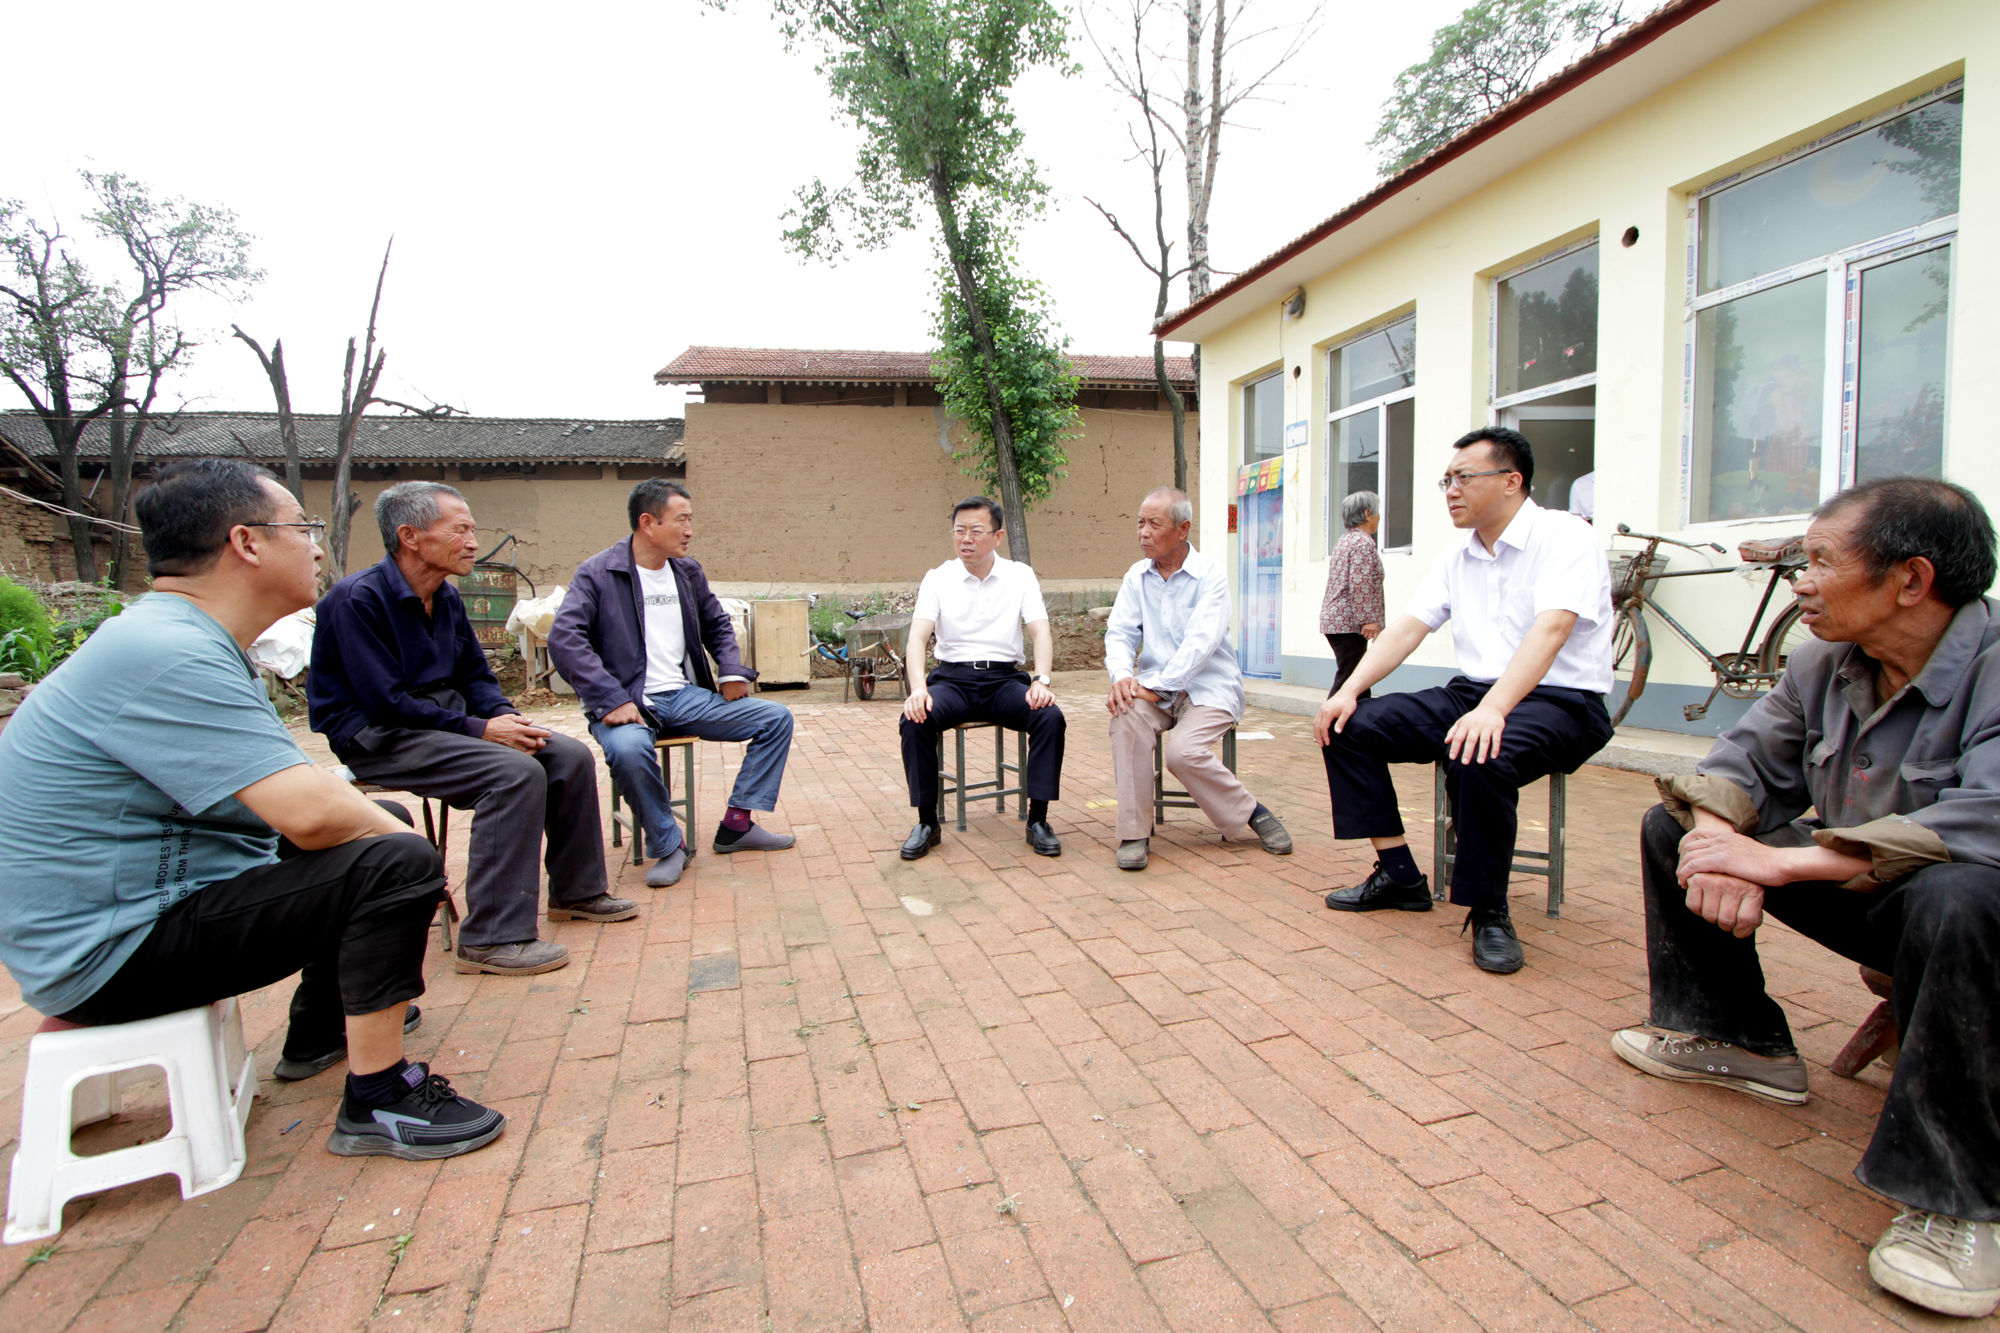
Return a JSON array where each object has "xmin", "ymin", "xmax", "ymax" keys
[
  {"xmin": 507, "ymin": 585, "xmax": 567, "ymax": 639},
  {"xmin": 249, "ymin": 607, "xmax": 316, "ymax": 679}
]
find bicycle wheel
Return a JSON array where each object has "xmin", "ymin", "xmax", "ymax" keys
[
  {"xmin": 1609, "ymin": 603, "xmax": 1652, "ymax": 728},
  {"xmin": 1758, "ymin": 600, "xmax": 1812, "ymax": 679}
]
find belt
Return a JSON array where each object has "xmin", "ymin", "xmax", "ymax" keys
[{"xmin": 944, "ymin": 660, "xmax": 1020, "ymax": 671}]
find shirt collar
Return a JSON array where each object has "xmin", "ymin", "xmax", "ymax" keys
[
  {"xmin": 1462, "ymin": 498, "xmax": 1542, "ymax": 562},
  {"xmin": 377, "ymin": 556, "xmax": 423, "ymax": 604},
  {"xmin": 1906, "ymin": 597, "xmax": 1994, "ymax": 707},
  {"xmin": 1146, "ymin": 544, "xmax": 1207, "ymax": 582},
  {"xmin": 956, "ymin": 554, "xmax": 1008, "ymax": 585}
]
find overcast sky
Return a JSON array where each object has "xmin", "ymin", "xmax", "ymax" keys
[{"xmin": 5, "ymin": 0, "xmax": 1468, "ymax": 423}]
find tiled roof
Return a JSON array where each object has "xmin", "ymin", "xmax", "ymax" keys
[
  {"xmin": 655, "ymin": 346, "xmax": 1195, "ymax": 390},
  {"xmin": 0, "ymin": 411, "xmax": 685, "ymax": 466}
]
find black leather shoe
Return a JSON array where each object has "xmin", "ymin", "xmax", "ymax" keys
[
  {"xmin": 901, "ymin": 822, "xmax": 942, "ymax": 860},
  {"xmin": 1025, "ymin": 820, "xmax": 1062, "ymax": 857},
  {"xmin": 1465, "ymin": 906, "xmax": 1524, "ymax": 974},
  {"xmin": 1325, "ymin": 862, "xmax": 1433, "ymax": 912}
]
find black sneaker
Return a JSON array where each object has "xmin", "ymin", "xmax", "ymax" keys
[
  {"xmin": 274, "ymin": 1004, "xmax": 421, "ymax": 1082},
  {"xmin": 326, "ymin": 1062, "xmax": 506, "ymax": 1160}
]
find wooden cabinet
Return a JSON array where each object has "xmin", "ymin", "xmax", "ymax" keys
[{"xmin": 750, "ymin": 599, "xmax": 810, "ymax": 687}]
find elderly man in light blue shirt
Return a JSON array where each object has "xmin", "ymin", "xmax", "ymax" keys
[{"xmin": 1105, "ymin": 487, "xmax": 1292, "ymax": 870}]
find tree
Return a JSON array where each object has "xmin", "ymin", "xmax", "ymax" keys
[
  {"xmin": 0, "ymin": 172, "xmax": 258, "ymax": 585},
  {"xmin": 1083, "ymin": 0, "xmax": 1319, "ymax": 489},
  {"xmin": 1370, "ymin": 0, "xmax": 1639, "ymax": 175},
  {"xmin": 234, "ymin": 240, "xmax": 462, "ymax": 582},
  {"xmin": 755, "ymin": 0, "xmax": 1079, "ymax": 565}
]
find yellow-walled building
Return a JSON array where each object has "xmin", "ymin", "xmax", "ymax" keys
[{"xmin": 1159, "ymin": 0, "xmax": 1992, "ymax": 735}]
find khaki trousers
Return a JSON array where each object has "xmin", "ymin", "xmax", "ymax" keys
[{"xmin": 1110, "ymin": 698, "xmax": 1255, "ymax": 841}]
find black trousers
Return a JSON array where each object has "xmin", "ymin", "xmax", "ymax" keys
[
  {"xmin": 1325, "ymin": 633, "xmax": 1370, "ymax": 700},
  {"xmin": 900, "ymin": 663, "xmax": 1066, "ymax": 812},
  {"xmin": 1321, "ymin": 677, "xmax": 1613, "ymax": 907},
  {"xmin": 1639, "ymin": 805, "xmax": 2000, "ymax": 1220},
  {"xmin": 344, "ymin": 728, "xmax": 608, "ymax": 948},
  {"xmin": 58, "ymin": 832, "xmax": 445, "ymax": 1056}
]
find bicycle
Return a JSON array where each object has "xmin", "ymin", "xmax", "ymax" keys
[
  {"xmin": 806, "ymin": 600, "xmax": 908, "ymax": 702},
  {"xmin": 1608, "ymin": 523, "xmax": 1812, "ymax": 727}
]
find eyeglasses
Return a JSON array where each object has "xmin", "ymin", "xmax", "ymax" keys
[
  {"xmin": 952, "ymin": 527, "xmax": 994, "ymax": 540},
  {"xmin": 1437, "ymin": 468, "xmax": 1514, "ymax": 493},
  {"xmin": 246, "ymin": 518, "xmax": 327, "ymax": 541}
]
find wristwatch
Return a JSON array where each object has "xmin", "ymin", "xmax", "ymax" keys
[{"xmin": 1033, "ymin": 673, "xmax": 1051, "ymax": 685}]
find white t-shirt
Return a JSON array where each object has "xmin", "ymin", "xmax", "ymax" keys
[
  {"xmin": 1406, "ymin": 499, "xmax": 1614, "ymax": 692},
  {"xmin": 914, "ymin": 555, "xmax": 1049, "ymax": 664},
  {"xmin": 638, "ymin": 561, "xmax": 688, "ymax": 694}
]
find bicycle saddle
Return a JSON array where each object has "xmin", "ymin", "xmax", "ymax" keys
[{"xmin": 1738, "ymin": 535, "xmax": 1805, "ymax": 565}]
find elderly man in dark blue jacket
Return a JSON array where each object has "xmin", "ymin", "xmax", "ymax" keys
[{"xmin": 549, "ymin": 480, "xmax": 796, "ymax": 888}]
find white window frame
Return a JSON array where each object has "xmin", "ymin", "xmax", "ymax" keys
[
  {"xmin": 1679, "ymin": 80, "xmax": 1962, "ymax": 526},
  {"xmin": 1489, "ymin": 236, "xmax": 1600, "ymax": 412},
  {"xmin": 1323, "ymin": 315, "xmax": 1416, "ymax": 555},
  {"xmin": 1243, "ymin": 369, "xmax": 1285, "ymax": 464}
]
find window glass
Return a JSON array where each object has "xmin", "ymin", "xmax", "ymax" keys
[
  {"xmin": 1330, "ymin": 411, "xmax": 1381, "ymax": 537},
  {"xmin": 1856, "ymin": 244, "xmax": 1951, "ymax": 481},
  {"xmin": 1384, "ymin": 397, "xmax": 1415, "ymax": 549},
  {"xmin": 1329, "ymin": 316, "xmax": 1415, "ymax": 412},
  {"xmin": 1691, "ymin": 277, "xmax": 1825, "ymax": 522},
  {"xmin": 1497, "ymin": 245, "xmax": 1598, "ymax": 397},
  {"xmin": 1245, "ymin": 373, "xmax": 1284, "ymax": 459},
  {"xmin": 1699, "ymin": 94, "xmax": 1961, "ymax": 294}
]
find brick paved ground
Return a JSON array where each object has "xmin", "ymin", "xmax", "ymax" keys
[{"xmin": 0, "ymin": 671, "xmax": 1990, "ymax": 1331}]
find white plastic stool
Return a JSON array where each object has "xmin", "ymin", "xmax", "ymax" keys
[{"xmin": 5, "ymin": 997, "xmax": 256, "ymax": 1244}]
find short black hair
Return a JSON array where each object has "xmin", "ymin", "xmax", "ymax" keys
[
  {"xmin": 953, "ymin": 496, "xmax": 1003, "ymax": 530},
  {"xmin": 1816, "ymin": 477, "xmax": 1998, "ymax": 607},
  {"xmin": 136, "ymin": 459, "xmax": 280, "ymax": 577},
  {"xmin": 1451, "ymin": 426, "xmax": 1535, "ymax": 492},
  {"xmin": 629, "ymin": 479, "xmax": 691, "ymax": 531}
]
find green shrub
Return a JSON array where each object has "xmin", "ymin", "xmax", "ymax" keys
[{"xmin": 0, "ymin": 578, "xmax": 55, "ymax": 680}]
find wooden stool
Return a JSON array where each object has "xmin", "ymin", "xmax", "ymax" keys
[
  {"xmin": 1832, "ymin": 966, "xmax": 1898, "ymax": 1077},
  {"xmin": 938, "ymin": 722, "xmax": 1027, "ymax": 832},
  {"xmin": 609, "ymin": 735, "xmax": 698, "ymax": 864},
  {"xmin": 1153, "ymin": 726, "xmax": 1238, "ymax": 826},
  {"xmin": 1431, "ymin": 764, "xmax": 1567, "ymax": 917}
]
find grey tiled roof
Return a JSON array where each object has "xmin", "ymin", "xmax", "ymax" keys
[
  {"xmin": 0, "ymin": 411, "xmax": 685, "ymax": 466},
  {"xmin": 656, "ymin": 346, "xmax": 1195, "ymax": 390}
]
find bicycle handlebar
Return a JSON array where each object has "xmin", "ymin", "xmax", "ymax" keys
[{"xmin": 1612, "ymin": 523, "xmax": 1726, "ymax": 555}]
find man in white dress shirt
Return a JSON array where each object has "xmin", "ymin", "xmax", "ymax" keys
[
  {"xmin": 1105, "ymin": 487, "xmax": 1292, "ymax": 870},
  {"xmin": 900, "ymin": 497, "xmax": 1067, "ymax": 860},
  {"xmin": 1314, "ymin": 427, "xmax": 1615, "ymax": 974}
]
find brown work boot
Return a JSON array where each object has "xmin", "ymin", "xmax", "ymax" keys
[
  {"xmin": 454, "ymin": 939, "xmax": 570, "ymax": 975},
  {"xmin": 1611, "ymin": 1027, "xmax": 1807, "ymax": 1104}
]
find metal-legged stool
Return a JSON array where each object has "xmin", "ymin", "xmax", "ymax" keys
[
  {"xmin": 1153, "ymin": 726, "xmax": 1238, "ymax": 825},
  {"xmin": 938, "ymin": 722, "xmax": 1027, "ymax": 832},
  {"xmin": 1431, "ymin": 763, "xmax": 1568, "ymax": 917},
  {"xmin": 609, "ymin": 735, "xmax": 699, "ymax": 864}
]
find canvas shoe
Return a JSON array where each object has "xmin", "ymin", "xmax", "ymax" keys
[
  {"xmin": 327, "ymin": 1062, "xmax": 506, "ymax": 1161},
  {"xmin": 1610, "ymin": 1027, "xmax": 1808, "ymax": 1104},
  {"xmin": 1249, "ymin": 807, "xmax": 1293, "ymax": 855},
  {"xmin": 1869, "ymin": 1210, "xmax": 2000, "ymax": 1318},
  {"xmin": 1117, "ymin": 838, "xmax": 1150, "ymax": 871}
]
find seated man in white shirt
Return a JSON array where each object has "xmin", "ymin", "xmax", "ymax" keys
[
  {"xmin": 900, "ymin": 497, "xmax": 1066, "ymax": 860},
  {"xmin": 1105, "ymin": 486, "xmax": 1291, "ymax": 870},
  {"xmin": 1315, "ymin": 427, "xmax": 1615, "ymax": 975}
]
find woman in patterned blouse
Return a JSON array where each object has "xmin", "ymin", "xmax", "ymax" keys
[{"xmin": 1319, "ymin": 490, "xmax": 1385, "ymax": 698}]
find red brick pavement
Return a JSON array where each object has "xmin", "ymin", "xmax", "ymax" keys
[{"xmin": 1, "ymin": 672, "xmax": 1990, "ymax": 1330}]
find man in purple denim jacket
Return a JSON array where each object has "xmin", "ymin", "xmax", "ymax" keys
[{"xmin": 549, "ymin": 480, "xmax": 797, "ymax": 889}]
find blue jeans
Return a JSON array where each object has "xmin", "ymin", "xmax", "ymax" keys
[{"xmin": 589, "ymin": 686, "xmax": 795, "ymax": 857}]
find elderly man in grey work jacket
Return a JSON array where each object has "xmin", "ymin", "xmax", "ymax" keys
[
  {"xmin": 1612, "ymin": 477, "xmax": 2000, "ymax": 1321},
  {"xmin": 1104, "ymin": 487, "xmax": 1292, "ymax": 871}
]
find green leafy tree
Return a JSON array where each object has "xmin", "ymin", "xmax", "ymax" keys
[
  {"xmin": 0, "ymin": 172, "xmax": 259, "ymax": 586},
  {"xmin": 753, "ymin": 0, "xmax": 1079, "ymax": 564},
  {"xmin": 1370, "ymin": 0, "xmax": 1639, "ymax": 176},
  {"xmin": 932, "ymin": 216, "xmax": 1078, "ymax": 505}
]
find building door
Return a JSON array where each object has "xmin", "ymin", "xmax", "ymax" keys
[
  {"xmin": 1236, "ymin": 458, "xmax": 1283, "ymax": 679},
  {"xmin": 1503, "ymin": 405, "xmax": 1596, "ymax": 518}
]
